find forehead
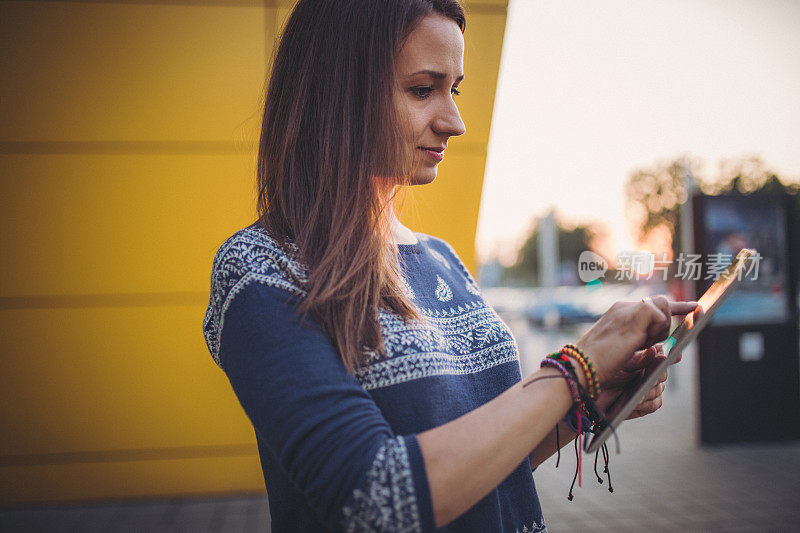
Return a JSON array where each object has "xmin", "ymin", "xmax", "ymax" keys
[{"xmin": 396, "ymin": 13, "xmax": 464, "ymax": 75}]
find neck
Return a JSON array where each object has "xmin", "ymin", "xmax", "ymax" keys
[{"xmin": 380, "ymin": 186, "xmax": 416, "ymax": 245}]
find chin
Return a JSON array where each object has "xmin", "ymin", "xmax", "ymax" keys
[{"xmin": 409, "ymin": 170, "xmax": 437, "ymax": 186}]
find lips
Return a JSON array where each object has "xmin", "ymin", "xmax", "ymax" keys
[{"xmin": 419, "ymin": 146, "xmax": 445, "ymax": 162}]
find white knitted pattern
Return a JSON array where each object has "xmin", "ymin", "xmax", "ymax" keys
[{"xmin": 203, "ymin": 225, "xmax": 518, "ymax": 387}]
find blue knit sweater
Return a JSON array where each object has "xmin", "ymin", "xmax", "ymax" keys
[{"xmin": 202, "ymin": 223, "xmax": 547, "ymax": 532}]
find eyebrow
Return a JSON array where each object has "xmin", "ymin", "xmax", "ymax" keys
[{"xmin": 405, "ymin": 69, "xmax": 465, "ymax": 82}]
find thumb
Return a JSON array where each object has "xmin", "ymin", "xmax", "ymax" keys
[{"xmin": 624, "ymin": 344, "xmax": 659, "ymax": 371}]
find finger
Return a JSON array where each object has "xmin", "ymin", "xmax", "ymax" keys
[
  {"xmin": 669, "ymin": 300, "xmax": 699, "ymax": 316},
  {"xmin": 642, "ymin": 387, "xmax": 658, "ymax": 402},
  {"xmin": 651, "ymin": 295, "xmax": 672, "ymax": 318},
  {"xmin": 650, "ymin": 295, "xmax": 673, "ymax": 338},
  {"xmin": 649, "ymin": 353, "xmax": 667, "ymax": 370},
  {"xmin": 650, "ymin": 348, "xmax": 667, "ymax": 362},
  {"xmin": 641, "ymin": 296, "xmax": 671, "ymax": 344},
  {"xmin": 658, "ymin": 366, "xmax": 668, "ymax": 383},
  {"xmin": 642, "ymin": 381, "xmax": 665, "ymax": 402},
  {"xmin": 651, "ymin": 343, "xmax": 675, "ymax": 368},
  {"xmin": 628, "ymin": 396, "xmax": 663, "ymax": 419},
  {"xmin": 623, "ymin": 346, "xmax": 655, "ymax": 371},
  {"xmin": 651, "ymin": 396, "xmax": 663, "ymax": 411},
  {"xmin": 635, "ymin": 396, "xmax": 663, "ymax": 414},
  {"xmin": 639, "ymin": 385, "xmax": 657, "ymax": 403}
]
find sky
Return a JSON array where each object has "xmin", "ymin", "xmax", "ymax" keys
[{"xmin": 475, "ymin": 0, "xmax": 800, "ymax": 266}]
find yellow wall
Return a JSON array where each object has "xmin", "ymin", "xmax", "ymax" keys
[{"xmin": 0, "ymin": 0, "xmax": 508, "ymax": 504}]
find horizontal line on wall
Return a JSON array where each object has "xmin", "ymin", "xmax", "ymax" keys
[
  {"xmin": 0, "ymin": 141, "xmax": 487, "ymax": 156},
  {"xmin": 0, "ymin": 292, "xmax": 208, "ymax": 310},
  {"xmin": 11, "ymin": 0, "xmax": 268, "ymax": 7},
  {"xmin": 464, "ymin": 3, "xmax": 508, "ymax": 15},
  {"xmin": 444, "ymin": 142, "xmax": 487, "ymax": 155},
  {"xmin": 0, "ymin": 141, "xmax": 255, "ymax": 155},
  {"xmin": 28, "ymin": 1, "xmax": 506, "ymax": 12},
  {"xmin": 0, "ymin": 443, "xmax": 257, "ymax": 467}
]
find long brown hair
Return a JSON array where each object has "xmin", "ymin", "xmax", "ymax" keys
[{"xmin": 256, "ymin": 0, "xmax": 466, "ymax": 373}]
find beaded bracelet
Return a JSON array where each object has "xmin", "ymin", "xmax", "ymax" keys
[
  {"xmin": 555, "ymin": 344, "xmax": 600, "ymax": 400},
  {"xmin": 560, "ymin": 345, "xmax": 598, "ymax": 391},
  {"xmin": 547, "ymin": 350, "xmax": 592, "ymax": 397},
  {"xmin": 540, "ymin": 358, "xmax": 581, "ymax": 405},
  {"xmin": 551, "ymin": 356, "xmax": 603, "ymax": 429},
  {"xmin": 562, "ymin": 344, "xmax": 598, "ymax": 383},
  {"xmin": 549, "ymin": 350, "xmax": 599, "ymax": 401},
  {"xmin": 537, "ymin": 351, "xmax": 617, "ymax": 501},
  {"xmin": 554, "ymin": 356, "xmax": 596, "ymax": 414}
]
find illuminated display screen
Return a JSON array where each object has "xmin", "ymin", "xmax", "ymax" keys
[{"xmin": 701, "ymin": 196, "xmax": 790, "ymax": 325}]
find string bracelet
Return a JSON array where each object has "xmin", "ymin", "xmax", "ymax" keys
[
  {"xmin": 556, "ymin": 357, "xmax": 588, "ymax": 490},
  {"xmin": 522, "ymin": 354, "xmax": 616, "ymax": 501},
  {"xmin": 539, "ymin": 358, "xmax": 581, "ymax": 405},
  {"xmin": 561, "ymin": 344, "xmax": 598, "ymax": 390},
  {"xmin": 558, "ymin": 345, "xmax": 599, "ymax": 399},
  {"xmin": 547, "ymin": 349, "xmax": 596, "ymax": 399},
  {"xmin": 539, "ymin": 357, "xmax": 589, "ymax": 493},
  {"xmin": 551, "ymin": 354, "xmax": 601, "ymax": 425},
  {"xmin": 520, "ymin": 362, "xmax": 617, "ymax": 500},
  {"xmin": 557, "ymin": 344, "xmax": 600, "ymax": 400},
  {"xmin": 548, "ymin": 353, "xmax": 585, "ymax": 390},
  {"xmin": 547, "ymin": 354, "xmax": 609, "ymax": 498}
]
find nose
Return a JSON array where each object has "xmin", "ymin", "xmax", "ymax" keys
[{"xmin": 432, "ymin": 96, "xmax": 466, "ymax": 138}]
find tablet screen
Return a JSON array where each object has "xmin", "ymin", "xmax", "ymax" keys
[{"xmin": 663, "ymin": 247, "xmax": 757, "ymax": 359}]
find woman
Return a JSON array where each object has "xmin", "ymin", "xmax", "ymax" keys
[{"xmin": 202, "ymin": 1, "xmax": 697, "ymax": 531}]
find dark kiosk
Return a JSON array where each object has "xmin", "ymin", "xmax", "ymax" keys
[{"xmin": 693, "ymin": 193, "xmax": 800, "ymax": 444}]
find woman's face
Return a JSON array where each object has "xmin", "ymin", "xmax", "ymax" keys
[{"xmin": 394, "ymin": 13, "xmax": 467, "ymax": 185}]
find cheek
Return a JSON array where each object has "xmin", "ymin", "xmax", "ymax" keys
[
  {"xmin": 405, "ymin": 105, "xmax": 430, "ymax": 142},
  {"xmin": 396, "ymin": 95, "xmax": 430, "ymax": 139}
]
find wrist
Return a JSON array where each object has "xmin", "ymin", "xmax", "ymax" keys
[
  {"xmin": 562, "ymin": 354, "xmax": 589, "ymax": 390},
  {"xmin": 574, "ymin": 340, "xmax": 604, "ymax": 384},
  {"xmin": 538, "ymin": 359, "xmax": 581, "ymax": 406}
]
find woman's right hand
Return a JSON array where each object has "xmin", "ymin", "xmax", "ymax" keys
[{"xmin": 574, "ymin": 295, "xmax": 698, "ymax": 386}]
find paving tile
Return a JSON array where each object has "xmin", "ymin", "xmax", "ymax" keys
[
  {"xmin": 244, "ymin": 504, "xmax": 271, "ymax": 533},
  {"xmin": 0, "ymin": 507, "xmax": 57, "ymax": 532}
]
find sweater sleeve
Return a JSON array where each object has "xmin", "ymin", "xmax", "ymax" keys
[{"xmin": 218, "ymin": 280, "xmax": 436, "ymax": 532}]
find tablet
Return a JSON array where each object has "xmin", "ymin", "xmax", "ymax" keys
[{"xmin": 584, "ymin": 248, "xmax": 758, "ymax": 454}]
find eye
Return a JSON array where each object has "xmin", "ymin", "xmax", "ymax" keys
[
  {"xmin": 410, "ymin": 86, "xmax": 433, "ymax": 99},
  {"xmin": 409, "ymin": 85, "xmax": 462, "ymax": 99}
]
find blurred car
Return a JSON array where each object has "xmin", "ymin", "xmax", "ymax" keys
[{"xmin": 523, "ymin": 301, "xmax": 601, "ymax": 329}]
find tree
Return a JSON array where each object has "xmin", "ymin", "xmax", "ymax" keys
[
  {"xmin": 624, "ymin": 154, "xmax": 701, "ymax": 263},
  {"xmin": 702, "ymin": 155, "xmax": 800, "ymax": 197},
  {"xmin": 625, "ymin": 154, "xmax": 799, "ymax": 277},
  {"xmin": 503, "ymin": 216, "xmax": 599, "ymax": 286}
]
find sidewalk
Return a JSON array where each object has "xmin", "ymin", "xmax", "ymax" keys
[
  {"xmin": 512, "ymin": 315, "xmax": 800, "ymax": 532},
  {"xmin": 533, "ymin": 376, "xmax": 800, "ymax": 532},
  {"xmin": 0, "ymin": 494, "xmax": 271, "ymax": 532}
]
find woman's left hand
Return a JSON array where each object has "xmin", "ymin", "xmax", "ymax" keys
[{"xmin": 594, "ymin": 344, "xmax": 668, "ymax": 420}]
